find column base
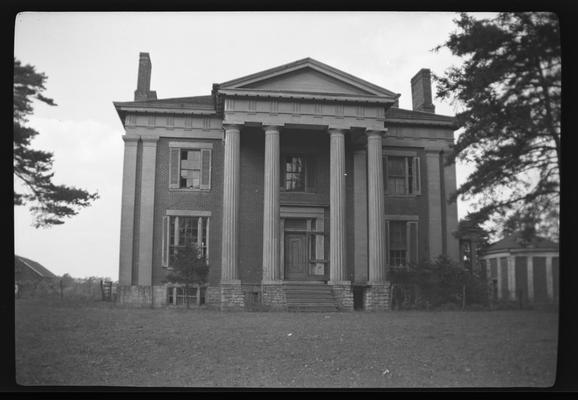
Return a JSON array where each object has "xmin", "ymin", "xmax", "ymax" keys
[
  {"xmin": 261, "ymin": 281, "xmax": 287, "ymax": 311},
  {"xmin": 364, "ymin": 283, "xmax": 392, "ymax": 311},
  {"xmin": 329, "ymin": 281, "xmax": 354, "ymax": 311},
  {"xmin": 219, "ymin": 282, "xmax": 245, "ymax": 311}
]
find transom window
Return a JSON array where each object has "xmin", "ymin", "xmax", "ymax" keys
[
  {"xmin": 162, "ymin": 215, "xmax": 209, "ymax": 267},
  {"xmin": 384, "ymin": 155, "xmax": 421, "ymax": 195}
]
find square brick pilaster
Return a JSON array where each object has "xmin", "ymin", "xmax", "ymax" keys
[
  {"xmin": 261, "ymin": 283, "xmax": 287, "ymax": 311},
  {"xmin": 220, "ymin": 282, "xmax": 245, "ymax": 311},
  {"xmin": 330, "ymin": 281, "xmax": 354, "ymax": 311},
  {"xmin": 364, "ymin": 283, "xmax": 392, "ymax": 311}
]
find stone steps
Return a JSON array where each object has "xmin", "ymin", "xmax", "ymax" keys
[{"xmin": 284, "ymin": 283, "xmax": 338, "ymax": 312}]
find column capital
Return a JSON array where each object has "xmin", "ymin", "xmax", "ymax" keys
[
  {"xmin": 263, "ymin": 125, "xmax": 281, "ymax": 135},
  {"xmin": 141, "ymin": 136, "xmax": 159, "ymax": 146},
  {"xmin": 328, "ymin": 127, "xmax": 346, "ymax": 136},
  {"xmin": 223, "ymin": 123, "xmax": 242, "ymax": 132},
  {"xmin": 366, "ymin": 128, "xmax": 388, "ymax": 138},
  {"xmin": 122, "ymin": 135, "xmax": 140, "ymax": 144}
]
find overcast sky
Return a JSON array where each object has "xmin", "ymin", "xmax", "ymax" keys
[{"xmin": 14, "ymin": 11, "xmax": 493, "ymax": 280}]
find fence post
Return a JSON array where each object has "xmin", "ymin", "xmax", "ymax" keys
[{"xmin": 462, "ymin": 284, "xmax": 466, "ymax": 310}]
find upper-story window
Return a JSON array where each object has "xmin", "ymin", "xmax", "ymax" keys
[
  {"xmin": 169, "ymin": 142, "xmax": 212, "ymax": 190},
  {"xmin": 282, "ymin": 155, "xmax": 306, "ymax": 192},
  {"xmin": 383, "ymin": 154, "xmax": 421, "ymax": 195}
]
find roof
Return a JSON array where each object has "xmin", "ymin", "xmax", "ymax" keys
[
  {"xmin": 484, "ymin": 232, "xmax": 558, "ymax": 254},
  {"xmin": 15, "ymin": 255, "xmax": 57, "ymax": 278},
  {"xmin": 113, "ymin": 95, "xmax": 215, "ymax": 110},
  {"xmin": 385, "ymin": 107, "xmax": 458, "ymax": 128}
]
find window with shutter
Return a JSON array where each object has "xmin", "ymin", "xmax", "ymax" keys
[
  {"xmin": 168, "ymin": 143, "xmax": 213, "ymax": 190},
  {"xmin": 164, "ymin": 215, "xmax": 210, "ymax": 268},
  {"xmin": 386, "ymin": 218, "xmax": 419, "ymax": 267},
  {"xmin": 408, "ymin": 221, "xmax": 419, "ymax": 264},
  {"xmin": 383, "ymin": 153, "xmax": 421, "ymax": 195}
]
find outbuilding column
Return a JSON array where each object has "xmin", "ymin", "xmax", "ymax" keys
[
  {"xmin": 328, "ymin": 128, "xmax": 353, "ymax": 311},
  {"xmin": 220, "ymin": 124, "xmax": 244, "ymax": 310},
  {"xmin": 546, "ymin": 256, "xmax": 553, "ymax": 302},
  {"xmin": 527, "ymin": 256, "xmax": 534, "ymax": 302}
]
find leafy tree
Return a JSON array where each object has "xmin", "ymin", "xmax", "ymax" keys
[
  {"xmin": 164, "ymin": 243, "xmax": 209, "ymax": 308},
  {"xmin": 434, "ymin": 13, "xmax": 560, "ymax": 241},
  {"xmin": 13, "ymin": 58, "xmax": 99, "ymax": 227}
]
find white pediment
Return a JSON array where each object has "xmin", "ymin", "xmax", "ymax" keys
[
  {"xmin": 241, "ymin": 67, "xmax": 373, "ymax": 96},
  {"xmin": 218, "ymin": 58, "xmax": 399, "ymax": 100}
]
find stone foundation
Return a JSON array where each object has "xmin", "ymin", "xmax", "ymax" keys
[
  {"xmin": 364, "ymin": 283, "xmax": 392, "ymax": 311},
  {"xmin": 220, "ymin": 283, "xmax": 245, "ymax": 311},
  {"xmin": 261, "ymin": 283, "xmax": 287, "ymax": 311},
  {"xmin": 330, "ymin": 282, "xmax": 354, "ymax": 311}
]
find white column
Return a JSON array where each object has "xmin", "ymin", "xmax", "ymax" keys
[
  {"xmin": 527, "ymin": 256, "xmax": 534, "ymax": 302},
  {"xmin": 546, "ymin": 256, "xmax": 553, "ymax": 302},
  {"xmin": 367, "ymin": 130, "xmax": 387, "ymax": 283},
  {"xmin": 119, "ymin": 135, "xmax": 139, "ymax": 286},
  {"xmin": 137, "ymin": 136, "xmax": 159, "ymax": 286},
  {"xmin": 508, "ymin": 255, "xmax": 516, "ymax": 300},
  {"xmin": 426, "ymin": 150, "xmax": 443, "ymax": 259},
  {"xmin": 329, "ymin": 128, "xmax": 347, "ymax": 283},
  {"xmin": 353, "ymin": 149, "xmax": 368, "ymax": 283},
  {"xmin": 221, "ymin": 124, "xmax": 241, "ymax": 283},
  {"xmin": 262, "ymin": 125, "xmax": 281, "ymax": 283}
]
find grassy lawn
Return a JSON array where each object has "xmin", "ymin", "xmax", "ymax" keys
[{"xmin": 14, "ymin": 299, "xmax": 558, "ymax": 388}]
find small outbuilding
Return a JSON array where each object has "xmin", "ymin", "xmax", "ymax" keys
[
  {"xmin": 479, "ymin": 233, "xmax": 559, "ymax": 305},
  {"xmin": 15, "ymin": 255, "xmax": 58, "ymax": 297}
]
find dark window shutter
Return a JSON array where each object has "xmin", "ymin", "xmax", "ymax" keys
[
  {"xmin": 408, "ymin": 221, "xmax": 419, "ymax": 264},
  {"xmin": 385, "ymin": 220, "xmax": 390, "ymax": 266},
  {"xmin": 306, "ymin": 156, "xmax": 317, "ymax": 192},
  {"xmin": 412, "ymin": 156, "xmax": 421, "ymax": 194},
  {"xmin": 161, "ymin": 216, "xmax": 169, "ymax": 267},
  {"xmin": 200, "ymin": 149, "xmax": 212, "ymax": 190},
  {"xmin": 383, "ymin": 155, "xmax": 388, "ymax": 194},
  {"xmin": 169, "ymin": 148, "xmax": 180, "ymax": 189}
]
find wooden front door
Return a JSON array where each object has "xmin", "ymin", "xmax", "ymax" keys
[{"xmin": 284, "ymin": 233, "xmax": 308, "ymax": 281}]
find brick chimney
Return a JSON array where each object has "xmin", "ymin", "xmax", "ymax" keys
[
  {"xmin": 410, "ymin": 68, "xmax": 435, "ymax": 113},
  {"xmin": 134, "ymin": 52, "xmax": 157, "ymax": 101}
]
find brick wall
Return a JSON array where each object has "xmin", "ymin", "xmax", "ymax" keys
[{"xmin": 152, "ymin": 136, "xmax": 224, "ymax": 286}]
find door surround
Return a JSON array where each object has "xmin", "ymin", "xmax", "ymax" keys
[{"xmin": 280, "ymin": 206, "xmax": 326, "ymax": 281}]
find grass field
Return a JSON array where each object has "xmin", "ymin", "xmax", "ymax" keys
[{"xmin": 14, "ymin": 299, "xmax": 558, "ymax": 388}]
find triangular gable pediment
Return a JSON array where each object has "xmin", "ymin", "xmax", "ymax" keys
[{"xmin": 218, "ymin": 58, "xmax": 399, "ymax": 100}]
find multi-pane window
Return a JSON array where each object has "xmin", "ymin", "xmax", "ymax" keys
[
  {"xmin": 169, "ymin": 144, "xmax": 212, "ymax": 190},
  {"xmin": 180, "ymin": 149, "xmax": 202, "ymax": 189},
  {"xmin": 283, "ymin": 155, "xmax": 306, "ymax": 192},
  {"xmin": 384, "ymin": 155, "xmax": 421, "ymax": 195},
  {"xmin": 387, "ymin": 219, "xmax": 419, "ymax": 267},
  {"xmin": 162, "ymin": 215, "xmax": 209, "ymax": 267}
]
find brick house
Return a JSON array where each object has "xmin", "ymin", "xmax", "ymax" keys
[{"xmin": 113, "ymin": 53, "xmax": 459, "ymax": 311}]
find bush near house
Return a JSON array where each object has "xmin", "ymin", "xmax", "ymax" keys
[{"xmin": 389, "ymin": 256, "xmax": 489, "ymax": 310}]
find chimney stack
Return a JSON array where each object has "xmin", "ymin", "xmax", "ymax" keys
[
  {"xmin": 410, "ymin": 68, "xmax": 435, "ymax": 113},
  {"xmin": 134, "ymin": 52, "xmax": 157, "ymax": 101}
]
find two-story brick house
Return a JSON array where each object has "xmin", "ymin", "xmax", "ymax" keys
[{"xmin": 113, "ymin": 53, "xmax": 459, "ymax": 311}]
